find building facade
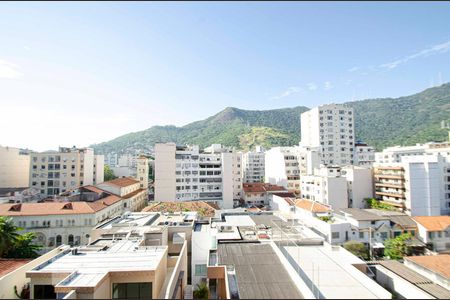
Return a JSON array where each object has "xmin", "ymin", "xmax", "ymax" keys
[
  {"xmin": 265, "ymin": 146, "xmax": 319, "ymax": 195},
  {"xmin": 154, "ymin": 143, "xmax": 241, "ymax": 209},
  {"xmin": 374, "ymin": 153, "xmax": 450, "ymax": 216},
  {"xmin": 0, "ymin": 146, "xmax": 30, "ymax": 188},
  {"xmin": 29, "ymin": 147, "xmax": 104, "ymax": 197},
  {"xmin": 241, "ymin": 146, "xmax": 265, "ymax": 183},
  {"xmin": 301, "ymin": 104, "xmax": 355, "ymax": 165},
  {"xmin": 354, "ymin": 141, "xmax": 375, "ymax": 167}
]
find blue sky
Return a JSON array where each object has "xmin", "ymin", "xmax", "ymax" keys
[{"xmin": 1, "ymin": 1, "xmax": 450, "ymax": 151}]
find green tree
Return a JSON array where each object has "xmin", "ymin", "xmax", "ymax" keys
[
  {"xmin": 384, "ymin": 233, "xmax": 412, "ymax": 260},
  {"xmin": 0, "ymin": 217, "xmax": 41, "ymax": 259},
  {"xmin": 104, "ymin": 165, "xmax": 117, "ymax": 181},
  {"xmin": 193, "ymin": 282, "xmax": 209, "ymax": 300},
  {"xmin": 5, "ymin": 232, "xmax": 41, "ymax": 259},
  {"xmin": 365, "ymin": 198, "xmax": 396, "ymax": 211},
  {"xmin": 343, "ymin": 241, "xmax": 370, "ymax": 260},
  {"xmin": 0, "ymin": 216, "xmax": 20, "ymax": 257}
]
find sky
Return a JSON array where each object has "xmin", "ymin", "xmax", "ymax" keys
[{"xmin": 1, "ymin": 1, "xmax": 450, "ymax": 151}]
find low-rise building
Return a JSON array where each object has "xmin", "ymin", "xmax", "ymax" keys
[
  {"xmin": 242, "ymin": 182, "xmax": 287, "ymax": 206},
  {"xmin": 413, "ymin": 216, "xmax": 450, "ymax": 252},
  {"xmin": 404, "ymin": 255, "xmax": 450, "ymax": 291},
  {"xmin": 97, "ymin": 177, "xmax": 148, "ymax": 212},
  {"xmin": 23, "ymin": 212, "xmax": 188, "ymax": 299}
]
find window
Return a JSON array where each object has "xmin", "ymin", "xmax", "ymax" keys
[
  {"xmin": 56, "ymin": 235, "xmax": 62, "ymax": 246},
  {"xmin": 195, "ymin": 264, "xmax": 207, "ymax": 276},
  {"xmin": 331, "ymin": 232, "xmax": 340, "ymax": 239},
  {"xmin": 359, "ymin": 232, "xmax": 364, "ymax": 239},
  {"xmin": 112, "ymin": 283, "xmax": 152, "ymax": 299},
  {"xmin": 380, "ymin": 232, "xmax": 388, "ymax": 240}
]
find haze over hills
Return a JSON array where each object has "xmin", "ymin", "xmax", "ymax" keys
[{"xmin": 92, "ymin": 83, "xmax": 450, "ymax": 154}]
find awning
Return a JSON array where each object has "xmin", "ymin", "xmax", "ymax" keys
[{"xmin": 372, "ymin": 242, "xmax": 385, "ymax": 249}]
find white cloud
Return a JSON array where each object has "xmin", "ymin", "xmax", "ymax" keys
[
  {"xmin": 345, "ymin": 79, "xmax": 353, "ymax": 85},
  {"xmin": 0, "ymin": 59, "xmax": 23, "ymax": 79},
  {"xmin": 380, "ymin": 40, "xmax": 450, "ymax": 70},
  {"xmin": 324, "ymin": 81, "xmax": 333, "ymax": 90},
  {"xmin": 271, "ymin": 86, "xmax": 302, "ymax": 100},
  {"xmin": 348, "ymin": 67, "xmax": 359, "ymax": 72},
  {"xmin": 23, "ymin": 46, "xmax": 31, "ymax": 51},
  {"xmin": 307, "ymin": 82, "xmax": 317, "ymax": 91}
]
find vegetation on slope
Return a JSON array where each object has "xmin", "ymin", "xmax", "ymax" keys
[{"xmin": 92, "ymin": 83, "xmax": 450, "ymax": 153}]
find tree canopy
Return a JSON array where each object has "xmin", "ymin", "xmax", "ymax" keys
[{"xmin": 0, "ymin": 216, "xmax": 41, "ymax": 258}]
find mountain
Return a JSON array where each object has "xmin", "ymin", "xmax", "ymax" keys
[{"xmin": 91, "ymin": 83, "xmax": 450, "ymax": 154}]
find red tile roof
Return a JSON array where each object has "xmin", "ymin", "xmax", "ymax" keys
[
  {"xmin": 102, "ymin": 177, "xmax": 140, "ymax": 187},
  {"xmin": 0, "ymin": 194, "xmax": 122, "ymax": 216},
  {"xmin": 413, "ymin": 216, "xmax": 450, "ymax": 231},
  {"xmin": 295, "ymin": 199, "xmax": 331, "ymax": 213},
  {"xmin": 405, "ymin": 255, "xmax": 450, "ymax": 279},
  {"xmin": 122, "ymin": 188, "xmax": 147, "ymax": 199},
  {"xmin": 0, "ymin": 259, "xmax": 31, "ymax": 277},
  {"xmin": 243, "ymin": 183, "xmax": 286, "ymax": 193}
]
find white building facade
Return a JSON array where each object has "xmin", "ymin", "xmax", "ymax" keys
[
  {"xmin": 241, "ymin": 145, "xmax": 265, "ymax": 183},
  {"xmin": 301, "ymin": 104, "xmax": 355, "ymax": 165},
  {"xmin": 154, "ymin": 143, "xmax": 241, "ymax": 209}
]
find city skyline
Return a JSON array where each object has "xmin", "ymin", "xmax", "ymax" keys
[{"xmin": 1, "ymin": 2, "xmax": 450, "ymax": 151}]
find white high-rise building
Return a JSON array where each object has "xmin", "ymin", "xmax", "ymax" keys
[
  {"xmin": 0, "ymin": 146, "xmax": 30, "ymax": 188},
  {"xmin": 301, "ymin": 104, "xmax": 355, "ymax": 165},
  {"xmin": 242, "ymin": 145, "xmax": 265, "ymax": 183},
  {"xmin": 265, "ymin": 145, "xmax": 320, "ymax": 194},
  {"xmin": 29, "ymin": 147, "xmax": 104, "ymax": 197},
  {"xmin": 154, "ymin": 143, "xmax": 241, "ymax": 209}
]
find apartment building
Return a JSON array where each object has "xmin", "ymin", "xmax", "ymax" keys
[
  {"xmin": 29, "ymin": 147, "xmax": 104, "ymax": 197},
  {"xmin": 375, "ymin": 141, "xmax": 450, "ymax": 164},
  {"xmin": 241, "ymin": 145, "xmax": 265, "ymax": 183},
  {"xmin": 0, "ymin": 145, "xmax": 30, "ymax": 188},
  {"xmin": 301, "ymin": 103, "xmax": 355, "ymax": 165},
  {"xmin": 354, "ymin": 141, "xmax": 375, "ymax": 167},
  {"xmin": 154, "ymin": 143, "xmax": 241, "ymax": 209},
  {"xmin": 137, "ymin": 155, "xmax": 149, "ymax": 189},
  {"xmin": 374, "ymin": 153, "xmax": 450, "ymax": 216},
  {"xmin": 265, "ymin": 145, "xmax": 320, "ymax": 194}
]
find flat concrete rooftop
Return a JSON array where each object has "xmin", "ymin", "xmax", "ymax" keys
[{"xmin": 218, "ymin": 243, "xmax": 303, "ymax": 299}]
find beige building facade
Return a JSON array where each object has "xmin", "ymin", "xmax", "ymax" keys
[{"xmin": 0, "ymin": 145, "xmax": 30, "ymax": 188}]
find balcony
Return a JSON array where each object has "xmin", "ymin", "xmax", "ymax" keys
[
  {"xmin": 374, "ymin": 174, "xmax": 404, "ymax": 180},
  {"xmin": 375, "ymin": 182, "xmax": 404, "ymax": 189},
  {"xmin": 375, "ymin": 191, "xmax": 405, "ymax": 198}
]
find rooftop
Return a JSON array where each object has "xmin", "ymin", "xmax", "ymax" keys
[
  {"xmin": 0, "ymin": 259, "xmax": 31, "ymax": 278},
  {"xmin": 283, "ymin": 244, "xmax": 389, "ymax": 299},
  {"xmin": 338, "ymin": 208, "xmax": 389, "ymax": 221},
  {"xmin": 217, "ymin": 243, "xmax": 303, "ymax": 299},
  {"xmin": 28, "ymin": 243, "xmax": 167, "ymax": 288},
  {"xmin": 374, "ymin": 260, "xmax": 450, "ymax": 299},
  {"xmin": 404, "ymin": 255, "xmax": 450, "ymax": 279},
  {"xmin": 0, "ymin": 194, "xmax": 122, "ymax": 216},
  {"xmin": 412, "ymin": 216, "xmax": 450, "ymax": 231},
  {"xmin": 365, "ymin": 209, "xmax": 417, "ymax": 227},
  {"xmin": 142, "ymin": 201, "xmax": 217, "ymax": 217},
  {"xmin": 101, "ymin": 177, "xmax": 140, "ymax": 187},
  {"xmin": 295, "ymin": 199, "xmax": 331, "ymax": 213},
  {"xmin": 243, "ymin": 183, "xmax": 286, "ymax": 193}
]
